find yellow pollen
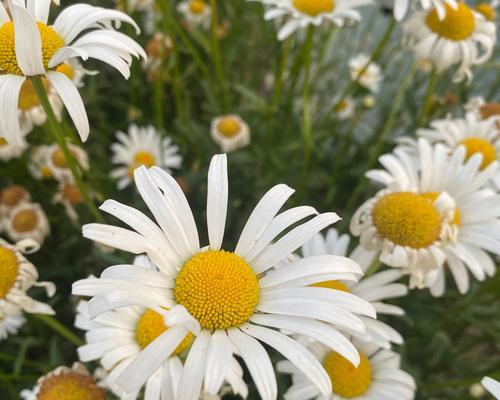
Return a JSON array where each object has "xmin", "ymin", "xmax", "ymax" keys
[
  {"xmin": 0, "ymin": 185, "xmax": 28, "ymax": 207},
  {"xmin": 372, "ymin": 192, "xmax": 442, "ymax": 249},
  {"xmin": 476, "ymin": 3, "xmax": 496, "ymax": 21},
  {"xmin": 216, "ymin": 117, "xmax": 241, "ymax": 138},
  {"xmin": 37, "ymin": 371, "xmax": 105, "ymax": 400},
  {"xmin": 459, "ymin": 137, "xmax": 497, "ymax": 169},
  {"xmin": 0, "ymin": 137, "xmax": 7, "ymax": 146},
  {"xmin": 56, "ymin": 63, "xmax": 75, "ymax": 80},
  {"xmin": 62, "ymin": 184, "xmax": 83, "ymax": 205},
  {"xmin": 41, "ymin": 165, "xmax": 53, "ymax": 179},
  {"xmin": 128, "ymin": 151, "xmax": 157, "ymax": 179},
  {"xmin": 323, "ymin": 351, "xmax": 372, "ymax": 398},
  {"xmin": 135, "ymin": 309, "xmax": 193, "ymax": 354},
  {"xmin": 189, "ymin": 0, "xmax": 206, "ymax": 14},
  {"xmin": 51, "ymin": 149, "xmax": 75, "ymax": 169},
  {"xmin": 18, "ymin": 79, "xmax": 49, "ymax": 110},
  {"xmin": 422, "ymin": 192, "xmax": 461, "ymax": 225},
  {"xmin": 426, "ymin": 3, "xmax": 475, "ymax": 41},
  {"xmin": 0, "ymin": 246, "xmax": 19, "ymax": 300},
  {"xmin": 174, "ymin": 250, "xmax": 259, "ymax": 331},
  {"xmin": 480, "ymin": 103, "xmax": 500, "ymax": 119},
  {"xmin": 292, "ymin": 0, "xmax": 335, "ymax": 16},
  {"xmin": 0, "ymin": 22, "xmax": 65, "ymax": 76},
  {"xmin": 311, "ymin": 280, "xmax": 351, "ymax": 292},
  {"xmin": 12, "ymin": 209, "xmax": 39, "ymax": 233}
]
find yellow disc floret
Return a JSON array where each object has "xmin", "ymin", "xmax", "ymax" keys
[
  {"xmin": 372, "ymin": 192, "xmax": 442, "ymax": 249},
  {"xmin": 0, "ymin": 22, "xmax": 65, "ymax": 76},
  {"xmin": 422, "ymin": 192, "xmax": 461, "ymax": 225},
  {"xmin": 426, "ymin": 3, "xmax": 475, "ymax": 41},
  {"xmin": 0, "ymin": 185, "xmax": 28, "ymax": 207},
  {"xmin": 323, "ymin": 351, "xmax": 372, "ymax": 398},
  {"xmin": 312, "ymin": 280, "xmax": 350, "ymax": 292},
  {"xmin": 292, "ymin": 0, "xmax": 335, "ymax": 16},
  {"xmin": 135, "ymin": 309, "xmax": 193, "ymax": 354},
  {"xmin": 174, "ymin": 250, "xmax": 259, "ymax": 331},
  {"xmin": 56, "ymin": 63, "xmax": 75, "ymax": 80},
  {"xmin": 18, "ymin": 79, "xmax": 49, "ymax": 110},
  {"xmin": 0, "ymin": 138, "xmax": 7, "ymax": 146},
  {"xmin": 189, "ymin": 0, "xmax": 206, "ymax": 14},
  {"xmin": 128, "ymin": 151, "xmax": 157, "ymax": 178},
  {"xmin": 51, "ymin": 149, "xmax": 69, "ymax": 169},
  {"xmin": 12, "ymin": 209, "xmax": 39, "ymax": 232},
  {"xmin": 476, "ymin": 3, "xmax": 496, "ymax": 21},
  {"xmin": 0, "ymin": 246, "xmax": 19, "ymax": 300},
  {"xmin": 37, "ymin": 371, "xmax": 105, "ymax": 400},
  {"xmin": 62, "ymin": 184, "xmax": 83, "ymax": 205},
  {"xmin": 459, "ymin": 137, "xmax": 497, "ymax": 170},
  {"xmin": 216, "ymin": 117, "xmax": 242, "ymax": 138}
]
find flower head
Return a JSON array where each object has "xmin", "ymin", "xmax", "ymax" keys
[
  {"xmin": 211, "ymin": 114, "xmax": 251, "ymax": 152},
  {"xmin": 348, "ymin": 54, "xmax": 383, "ymax": 93},
  {"xmin": 177, "ymin": 0, "xmax": 212, "ymax": 29},
  {"xmin": 2, "ymin": 202, "xmax": 50, "ymax": 245}
]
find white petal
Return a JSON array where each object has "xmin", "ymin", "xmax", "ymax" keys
[
  {"xmin": 0, "ymin": 75, "xmax": 25, "ymax": 146},
  {"xmin": 207, "ymin": 155, "xmax": 228, "ymax": 251},
  {"xmin": 204, "ymin": 330, "xmax": 233, "ymax": 395}
]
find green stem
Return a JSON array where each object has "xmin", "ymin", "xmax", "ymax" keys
[
  {"xmin": 345, "ymin": 63, "xmax": 418, "ymax": 211},
  {"xmin": 271, "ymin": 37, "xmax": 292, "ymax": 110},
  {"xmin": 299, "ymin": 26, "xmax": 316, "ymax": 192},
  {"xmin": 416, "ymin": 67, "xmax": 439, "ymax": 128},
  {"xmin": 31, "ymin": 314, "xmax": 84, "ymax": 347},
  {"xmin": 32, "ymin": 77, "xmax": 104, "ymax": 223},
  {"xmin": 209, "ymin": 0, "xmax": 228, "ymax": 111},
  {"xmin": 327, "ymin": 17, "xmax": 396, "ymax": 120}
]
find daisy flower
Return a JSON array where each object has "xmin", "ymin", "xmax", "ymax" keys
[
  {"xmin": 279, "ymin": 339, "xmax": 416, "ymax": 400},
  {"xmin": 349, "ymin": 54, "xmax": 383, "ymax": 93},
  {"xmin": 20, "ymin": 362, "xmax": 106, "ymax": 400},
  {"xmin": 483, "ymin": 377, "xmax": 500, "ymax": 399},
  {"xmin": 73, "ymin": 154, "xmax": 376, "ymax": 400},
  {"xmin": 302, "ymin": 229, "xmax": 408, "ymax": 349},
  {"xmin": 417, "ymin": 113, "xmax": 500, "ymax": 189},
  {"xmin": 351, "ymin": 139, "xmax": 500, "ymax": 296},
  {"xmin": 403, "ymin": 2, "xmax": 496, "ymax": 82},
  {"xmin": 111, "ymin": 124, "xmax": 182, "ymax": 190},
  {"xmin": 262, "ymin": 0, "xmax": 373, "ymax": 40},
  {"xmin": 0, "ymin": 237, "xmax": 55, "ymax": 318},
  {"xmin": 393, "ymin": 0, "xmax": 458, "ymax": 20},
  {"xmin": 0, "ymin": 310, "xmax": 25, "ymax": 341},
  {"xmin": 53, "ymin": 182, "xmax": 84, "ymax": 222},
  {"xmin": 28, "ymin": 145, "xmax": 53, "ymax": 181},
  {"xmin": 0, "ymin": 185, "xmax": 30, "ymax": 218},
  {"xmin": 177, "ymin": 0, "xmax": 212, "ymax": 29},
  {"xmin": 44, "ymin": 143, "xmax": 89, "ymax": 183},
  {"xmin": 334, "ymin": 98, "xmax": 355, "ymax": 120},
  {"xmin": 75, "ymin": 257, "xmax": 248, "ymax": 400},
  {"xmin": 3, "ymin": 202, "xmax": 50, "ymax": 246},
  {"xmin": 0, "ymin": 135, "xmax": 28, "ymax": 161},
  {"xmin": 211, "ymin": 115, "xmax": 251, "ymax": 153},
  {"xmin": 0, "ymin": 0, "xmax": 146, "ymax": 146}
]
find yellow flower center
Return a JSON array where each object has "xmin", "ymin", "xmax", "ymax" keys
[
  {"xmin": 422, "ymin": 192, "xmax": 461, "ymax": 225},
  {"xmin": 51, "ymin": 149, "xmax": 69, "ymax": 169},
  {"xmin": 0, "ymin": 246, "xmax": 19, "ymax": 300},
  {"xmin": 37, "ymin": 371, "xmax": 105, "ymax": 400},
  {"xmin": 426, "ymin": 3, "xmax": 475, "ymax": 41},
  {"xmin": 174, "ymin": 250, "xmax": 259, "ymax": 331},
  {"xmin": 189, "ymin": 0, "xmax": 206, "ymax": 14},
  {"xmin": 62, "ymin": 184, "xmax": 83, "ymax": 205},
  {"xmin": 135, "ymin": 309, "xmax": 193, "ymax": 354},
  {"xmin": 0, "ymin": 137, "xmax": 7, "ymax": 146},
  {"xmin": 292, "ymin": 0, "xmax": 335, "ymax": 16},
  {"xmin": 311, "ymin": 280, "xmax": 350, "ymax": 292},
  {"xmin": 128, "ymin": 151, "xmax": 157, "ymax": 179},
  {"xmin": 0, "ymin": 185, "xmax": 28, "ymax": 207},
  {"xmin": 18, "ymin": 79, "xmax": 49, "ymax": 110},
  {"xmin": 480, "ymin": 103, "xmax": 500, "ymax": 119},
  {"xmin": 216, "ymin": 117, "xmax": 242, "ymax": 138},
  {"xmin": 12, "ymin": 209, "xmax": 39, "ymax": 233},
  {"xmin": 56, "ymin": 63, "xmax": 75, "ymax": 80},
  {"xmin": 476, "ymin": 3, "xmax": 496, "ymax": 21},
  {"xmin": 41, "ymin": 165, "xmax": 53, "ymax": 179},
  {"xmin": 372, "ymin": 192, "xmax": 442, "ymax": 249},
  {"xmin": 459, "ymin": 137, "xmax": 497, "ymax": 170},
  {"xmin": 323, "ymin": 351, "xmax": 372, "ymax": 398},
  {"xmin": 0, "ymin": 21, "xmax": 65, "ymax": 76}
]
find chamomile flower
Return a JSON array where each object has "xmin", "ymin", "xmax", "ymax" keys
[
  {"xmin": 75, "ymin": 257, "xmax": 248, "ymax": 400},
  {"xmin": 279, "ymin": 339, "xmax": 416, "ymax": 400},
  {"xmin": 417, "ymin": 113, "xmax": 500, "ymax": 189},
  {"xmin": 177, "ymin": 0, "xmax": 212, "ymax": 29},
  {"xmin": 0, "ymin": 185, "xmax": 30, "ymax": 218},
  {"xmin": 349, "ymin": 54, "xmax": 383, "ymax": 93},
  {"xmin": 20, "ymin": 363, "xmax": 106, "ymax": 400},
  {"xmin": 73, "ymin": 154, "xmax": 376, "ymax": 400},
  {"xmin": 111, "ymin": 124, "xmax": 182, "ymax": 190},
  {"xmin": 211, "ymin": 115, "xmax": 251, "ymax": 153},
  {"xmin": 263, "ymin": 0, "xmax": 373, "ymax": 40},
  {"xmin": 303, "ymin": 229, "xmax": 407, "ymax": 349},
  {"xmin": 0, "ymin": 237, "xmax": 55, "ymax": 318},
  {"xmin": 393, "ymin": 0, "xmax": 458, "ymax": 20},
  {"xmin": 403, "ymin": 3, "xmax": 496, "ymax": 82},
  {"xmin": 3, "ymin": 202, "xmax": 50, "ymax": 245},
  {"xmin": 45, "ymin": 143, "xmax": 89, "ymax": 183},
  {"xmin": 53, "ymin": 183, "xmax": 84, "ymax": 222},
  {"xmin": 0, "ymin": 135, "xmax": 28, "ymax": 161},
  {"xmin": 0, "ymin": 0, "xmax": 145, "ymax": 146},
  {"xmin": 29, "ymin": 145, "xmax": 53, "ymax": 181},
  {"xmin": 334, "ymin": 98, "xmax": 355, "ymax": 120},
  {"xmin": 352, "ymin": 139, "xmax": 500, "ymax": 295},
  {"xmin": 0, "ymin": 310, "xmax": 25, "ymax": 341},
  {"xmin": 483, "ymin": 377, "xmax": 500, "ymax": 399}
]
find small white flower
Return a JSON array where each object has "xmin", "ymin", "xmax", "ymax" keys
[
  {"xmin": 0, "ymin": 185, "xmax": 30, "ymax": 219},
  {"xmin": 44, "ymin": 143, "xmax": 89, "ymax": 184},
  {"xmin": 111, "ymin": 124, "xmax": 182, "ymax": 190},
  {"xmin": 483, "ymin": 377, "xmax": 500, "ymax": 399},
  {"xmin": 393, "ymin": 0, "xmax": 458, "ymax": 20},
  {"xmin": 211, "ymin": 115, "xmax": 251, "ymax": 153},
  {"xmin": 3, "ymin": 202, "xmax": 50, "ymax": 246},
  {"xmin": 177, "ymin": 0, "xmax": 212, "ymax": 29},
  {"xmin": 403, "ymin": 3, "xmax": 496, "ymax": 82},
  {"xmin": 53, "ymin": 182, "xmax": 84, "ymax": 222},
  {"xmin": 0, "ymin": 310, "xmax": 25, "ymax": 341},
  {"xmin": 349, "ymin": 54, "xmax": 383, "ymax": 93},
  {"xmin": 334, "ymin": 98, "xmax": 355, "ymax": 120}
]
